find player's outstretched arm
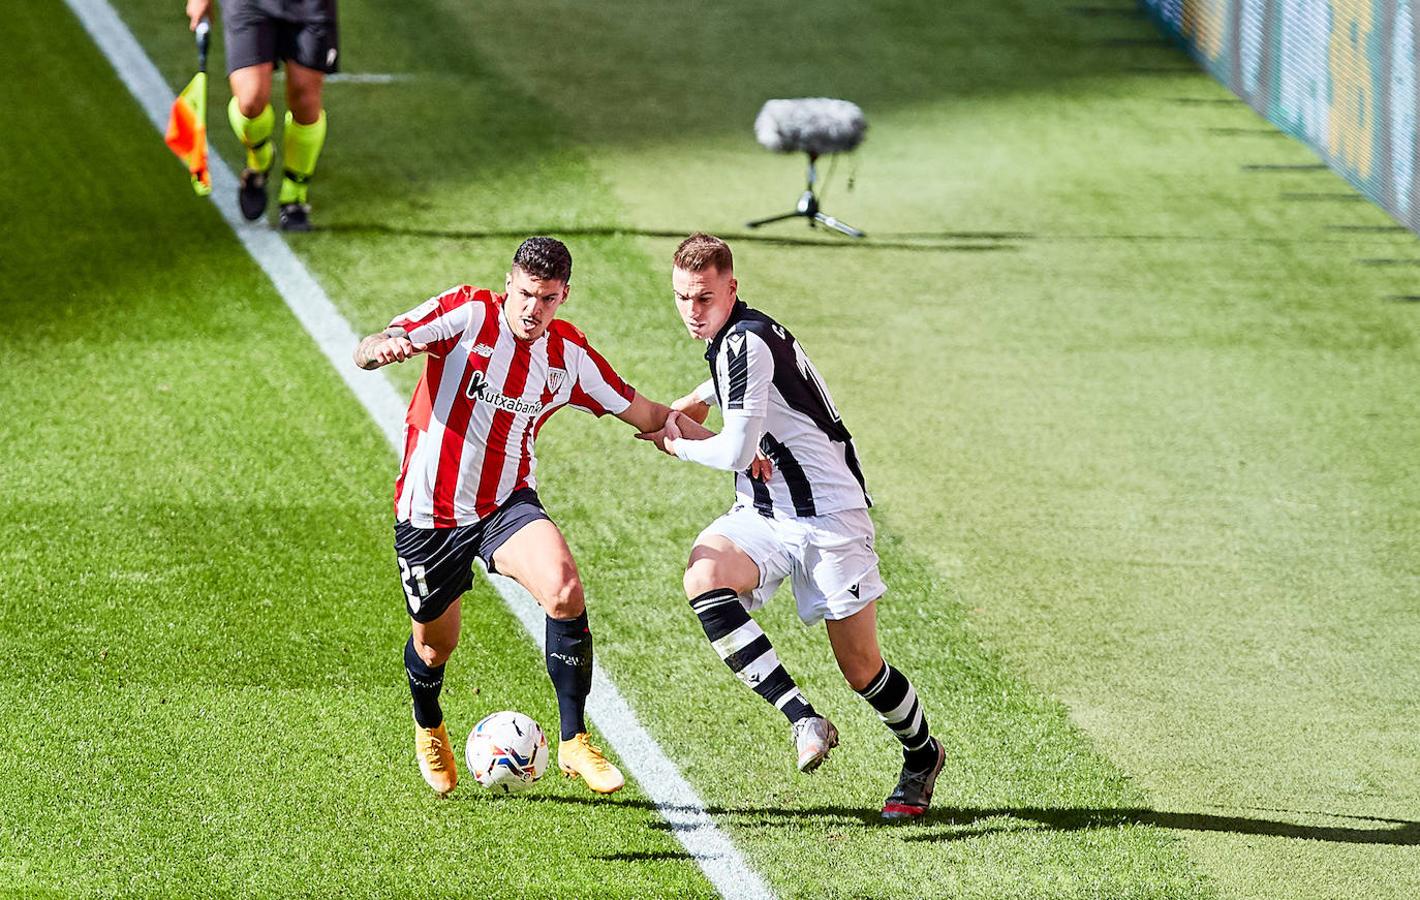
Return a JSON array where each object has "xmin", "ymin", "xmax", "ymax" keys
[
  {"xmin": 615, "ymin": 392, "xmax": 673, "ymax": 435},
  {"xmin": 354, "ymin": 327, "xmax": 427, "ymax": 370},
  {"xmin": 618, "ymin": 392, "xmax": 716, "ymax": 441},
  {"xmin": 671, "ymin": 378, "xmax": 717, "ymax": 425},
  {"xmin": 671, "ymin": 393, "xmax": 711, "ymax": 426},
  {"xmin": 636, "ymin": 410, "xmax": 774, "ymax": 480}
]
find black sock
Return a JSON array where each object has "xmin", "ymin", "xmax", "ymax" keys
[
  {"xmin": 857, "ymin": 661, "xmax": 937, "ymax": 769},
  {"xmin": 690, "ymin": 588, "xmax": 817, "ymax": 724},
  {"xmin": 404, "ymin": 636, "xmax": 445, "ymax": 729},
  {"xmin": 546, "ymin": 611, "xmax": 593, "ymax": 741}
]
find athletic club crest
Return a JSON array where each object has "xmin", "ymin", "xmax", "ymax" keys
[{"xmin": 546, "ymin": 368, "xmax": 567, "ymax": 394}]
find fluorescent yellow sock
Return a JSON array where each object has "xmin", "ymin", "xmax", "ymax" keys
[
  {"xmin": 226, "ymin": 98, "xmax": 275, "ymax": 172},
  {"xmin": 278, "ymin": 110, "xmax": 327, "ymax": 205}
]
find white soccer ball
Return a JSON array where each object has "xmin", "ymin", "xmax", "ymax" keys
[{"xmin": 466, "ymin": 711, "xmax": 549, "ymax": 793}]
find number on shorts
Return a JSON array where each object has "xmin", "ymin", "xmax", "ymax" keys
[{"xmin": 398, "ymin": 556, "xmax": 429, "ymax": 612}]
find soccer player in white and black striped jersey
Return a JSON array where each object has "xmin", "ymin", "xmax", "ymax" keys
[{"xmin": 640, "ymin": 233, "xmax": 945, "ymax": 820}]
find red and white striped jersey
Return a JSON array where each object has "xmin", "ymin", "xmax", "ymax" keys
[{"xmin": 388, "ymin": 285, "xmax": 636, "ymax": 527}]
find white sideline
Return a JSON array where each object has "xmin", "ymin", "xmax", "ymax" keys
[
  {"xmin": 62, "ymin": 2, "xmax": 773, "ymax": 897},
  {"xmin": 276, "ymin": 72, "xmax": 409, "ymax": 84}
]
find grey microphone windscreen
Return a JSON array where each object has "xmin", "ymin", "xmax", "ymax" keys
[{"xmin": 754, "ymin": 98, "xmax": 867, "ymax": 155}]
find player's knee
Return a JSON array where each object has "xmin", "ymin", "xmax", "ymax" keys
[
  {"xmin": 234, "ymin": 92, "xmax": 269, "ymax": 119},
  {"xmin": 416, "ymin": 635, "xmax": 456, "ymax": 668},
  {"xmin": 544, "ymin": 578, "xmax": 585, "ymax": 621},
  {"xmin": 682, "ymin": 560, "xmax": 725, "ymax": 600}
]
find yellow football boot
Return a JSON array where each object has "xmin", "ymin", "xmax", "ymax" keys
[
  {"xmin": 414, "ymin": 719, "xmax": 458, "ymax": 796},
  {"xmin": 557, "ymin": 732, "xmax": 625, "ymax": 794}
]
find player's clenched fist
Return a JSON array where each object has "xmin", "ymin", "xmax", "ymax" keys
[{"xmin": 355, "ymin": 331, "xmax": 428, "ymax": 369}]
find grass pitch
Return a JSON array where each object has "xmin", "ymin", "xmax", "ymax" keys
[{"xmin": 2, "ymin": 0, "xmax": 1416, "ymax": 897}]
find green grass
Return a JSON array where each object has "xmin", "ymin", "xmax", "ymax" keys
[{"xmin": 3, "ymin": 0, "xmax": 1417, "ymax": 896}]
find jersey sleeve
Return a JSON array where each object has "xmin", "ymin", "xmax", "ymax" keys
[
  {"xmin": 674, "ymin": 408, "xmax": 765, "ymax": 471},
  {"xmin": 568, "ymin": 341, "xmax": 636, "ymax": 418},
  {"xmin": 717, "ymin": 328, "xmax": 773, "ymax": 415},
  {"xmin": 387, "ymin": 284, "xmax": 476, "ymax": 358}
]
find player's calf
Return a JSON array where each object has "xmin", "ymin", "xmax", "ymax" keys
[
  {"xmin": 856, "ymin": 661, "xmax": 944, "ymax": 819},
  {"xmin": 688, "ymin": 587, "xmax": 837, "ymax": 771}
]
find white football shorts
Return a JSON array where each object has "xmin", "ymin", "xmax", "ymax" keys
[{"xmin": 697, "ymin": 504, "xmax": 885, "ymax": 624}]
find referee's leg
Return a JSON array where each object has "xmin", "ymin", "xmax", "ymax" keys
[{"xmin": 277, "ymin": 60, "xmax": 328, "ymax": 228}]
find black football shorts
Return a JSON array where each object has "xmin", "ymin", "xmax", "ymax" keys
[
  {"xmin": 392, "ymin": 488, "xmax": 551, "ymax": 623},
  {"xmin": 223, "ymin": 0, "xmax": 341, "ymax": 75}
]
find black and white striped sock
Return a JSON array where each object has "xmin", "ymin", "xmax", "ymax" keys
[
  {"xmin": 857, "ymin": 662, "xmax": 936, "ymax": 769},
  {"xmin": 690, "ymin": 588, "xmax": 816, "ymax": 723}
]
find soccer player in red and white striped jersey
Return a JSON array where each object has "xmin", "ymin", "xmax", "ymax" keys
[{"xmin": 354, "ymin": 237, "xmax": 693, "ymax": 797}]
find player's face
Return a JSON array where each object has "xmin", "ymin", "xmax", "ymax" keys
[
  {"xmin": 504, "ymin": 267, "xmax": 569, "ymax": 341},
  {"xmin": 672, "ymin": 265, "xmax": 737, "ymax": 341}
]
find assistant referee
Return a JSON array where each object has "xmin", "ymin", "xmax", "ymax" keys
[{"xmin": 185, "ymin": 0, "xmax": 338, "ymax": 231}]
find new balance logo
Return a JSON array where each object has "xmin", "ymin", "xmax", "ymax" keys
[{"xmin": 472, "ymin": 343, "xmax": 495, "ymax": 357}]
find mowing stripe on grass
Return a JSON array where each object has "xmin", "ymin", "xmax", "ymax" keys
[{"xmin": 62, "ymin": 2, "xmax": 770, "ymax": 896}]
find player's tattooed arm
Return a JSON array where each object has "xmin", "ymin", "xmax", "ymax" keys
[{"xmin": 354, "ymin": 327, "xmax": 427, "ymax": 370}]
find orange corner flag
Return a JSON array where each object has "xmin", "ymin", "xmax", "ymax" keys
[{"xmin": 164, "ymin": 72, "xmax": 211, "ymax": 196}]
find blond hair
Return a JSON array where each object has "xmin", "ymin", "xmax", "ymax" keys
[{"xmin": 673, "ymin": 232, "xmax": 734, "ymax": 274}]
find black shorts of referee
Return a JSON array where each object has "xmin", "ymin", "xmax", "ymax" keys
[{"xmin": 223, "ymin": 0, "xmax": 340, "ymax": 76}]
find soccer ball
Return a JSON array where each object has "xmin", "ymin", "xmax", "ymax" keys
[{"xmin": 466, "ymin": 711, "xmax": 549, "ymax": 793}]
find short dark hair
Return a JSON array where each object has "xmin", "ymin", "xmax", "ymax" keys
[
  {"xmin": 674, "ymin": 233, "xmax": 734, "ymax": 274},
  {"xmin": 512, "ymin": 236, "xmax": 572, "ymax": 283}
]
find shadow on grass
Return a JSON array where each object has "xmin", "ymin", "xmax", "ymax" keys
[
  {"xmin": 523, "ymin": 795, "xmax": 1420, "ymax": 846},
  {"xmin": 906, "ymin": 806, "xmax": 1420, "ymax": 846},
  {"xmin": 317, "ymin": 222, "xmax": 1022, "ymax": 254},
  {"xmin": 594, "ymin": 850, "xmax": 697, "ymax": 863}
]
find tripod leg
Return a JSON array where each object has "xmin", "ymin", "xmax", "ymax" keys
[
  {"xmin": 814, "ymin": 212, "xmax": 865, "ymax": 238},
  {"xmin": 747, "ymin": 210, "xmax": 809, "ymax": 229}
]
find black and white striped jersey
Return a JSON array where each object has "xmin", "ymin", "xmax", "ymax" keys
[{"xmin": 701, "ymin": 299, "xmax": 871, "ymax": 518}]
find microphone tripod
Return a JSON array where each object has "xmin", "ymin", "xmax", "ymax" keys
[{"xmin": 747, "ymin": 153, "xmax": 865, "ymax": 238}]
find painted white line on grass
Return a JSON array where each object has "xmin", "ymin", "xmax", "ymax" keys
[
  {"xmin": 276, "ymin": 72, "xmax": 410, "ymax": 84},
  {"xmin": 63, "ymin": 2, "xmax": 773, "ymax": 898}
]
